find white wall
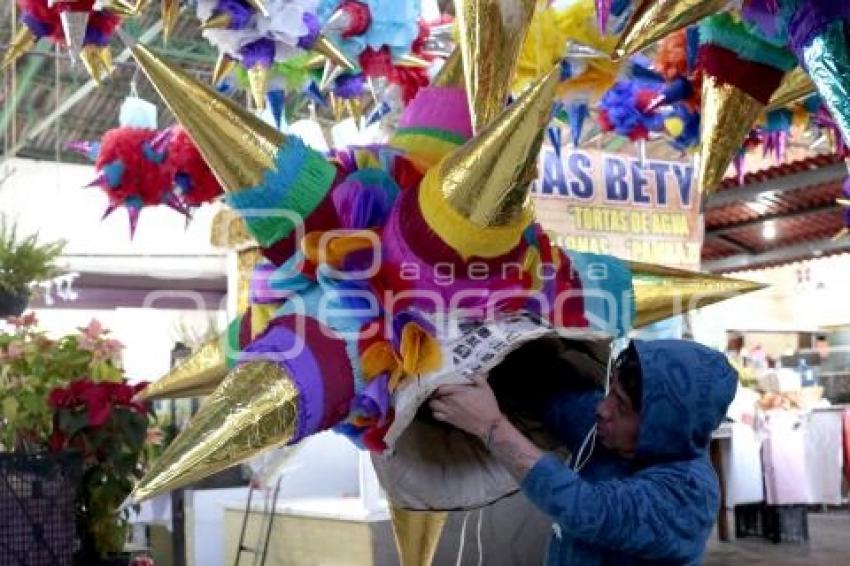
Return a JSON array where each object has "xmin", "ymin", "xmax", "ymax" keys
[
  {"xmin": 0, "ymin": 158, "xmax": 226, "ymax": 278},
  {"xmin": 1, "ymin": 157, "xmax": 229, "ymax": 382},
  {"xmin": 692, "ymin": 254, "xmax": 850, "ymax": 350}
]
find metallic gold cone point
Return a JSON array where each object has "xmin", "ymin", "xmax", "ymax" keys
[
  {"xmin": 698, "ymin": 75, "xmax": 765, "ymax": 197},
  {"xmin": 613, "ymin": 0, "xmax": 729, "ymax": 59},
  {"xmin": 130, "ymin": 361, "xmax": 300, "ymax": 503},
  {"xmin": 320, "ymin": 60, "xmax": 345, "ymax": 91},
  {"xmin": 1, "ymin": 27, "xmax": 37, "ymax": 71},
  {"xmin": 767, "ymin": 67, "xmax": 816, "ymax": 111},
  {"xmin": 312, "ymin": 35, "xmax": 358, "ymax": 72},
  {"xmin": 436, "ymin": 64, "xmax": 561, "ymax": 227},
  {"xmin": 98, "ymin": 47, "xmax": 114, "ymax": 75},
  {"xmin": 455, "ymin": 0, "xmax": 538, "ymax": 132},
  {"xmin": 390, "ymin": 506, "xmax": 448, "ymax": 566},
  {"xmin": 431, "ymin": 49, "xmax": 463, "ymax": 88},
  {"xmin": 211, "ymin": 52, "xmax": 236, "ymax": 85},
  {"xmin": 247, "ymin": 64, "xmax": 269, "ymax": 110},
  {"xmin": 126, "ymin": 41, "xmax": 284, "ymax": 191},
  {"xmin": 346, "ymin": 98, "xmax": 363, "ymax": 124},
  {"xmin": 244, "ymin": 0, "xmax": 270, "ymax": 17},
  {"xmin": 162, "ymin": 0, "xmax": 180, "ymax": 42},
  {"xmin": 200, "ymin": 12, "xmax": 231, "ymax": 31},
  {"xmin": 837, "ymin": 198, "xmax": 850, "ymax": 208},
  {"xmin": 394, "ymin": 54, "xmax": 431, "ymax": 69},
  {"xmin": 629, "ymin": 261, "xmax": 767, "ymax": 328},
  {"xmin": 80, "ymin": 45, "xmax": 107, "ymax": 85},
  {"xmin": 138, "ymin": 338, "xmax": 229, "ymax": 401},
  {"xmin": 303, "ymin": 51, "xmax": 327, "ymax": 70}
]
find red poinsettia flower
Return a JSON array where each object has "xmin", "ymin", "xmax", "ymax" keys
[
  {"xmin": 47, "ymin": 430, "xmax": 67, "ymax": 453},
  {"xmin": 47, "ymin": 387, "xmax": 76, "ymax": 409}
]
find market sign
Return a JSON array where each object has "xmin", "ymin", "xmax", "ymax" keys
[{"xmin": 532, "ymin": 148, "xmax": 704, "ymax": 270}]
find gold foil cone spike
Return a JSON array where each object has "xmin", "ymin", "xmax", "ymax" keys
[
  {"xmin": 767, "ymin": 67, "xmax": 816, "ymax": 111},
  {"xmin": 200, "ymin": 12, "xmax": 231, "ymax": 31},
  {"xmin": 454, "ymin": 0, "xmax": 538, "ymax": 132},
  {"xmin": 247, "ymin": 64, "xmax": 269, "ymax": 110},
  {"xmin": 431, "ymin": 49, "xmax": 463, "ymax": 88},
  {"xmin": 130, "ymin": 361, "xmax": 300, "ymax": 503},
  {"xmin": 394, "ymin": 54, "xmax": 431, "ymax": 69},
  {"xmin": 434, "ymin": 64, "xmax": 560, "ymax": 227},
  {"xmin": 390, "ymin": 506, "xmax": 448, "ymax": 566},
  {"xmin": 244, "ymin": 0, "xmax": 270, "ymax": 17},
  {"xmin": 137, "ymin": 338, "xmax": 229, "ymax": 401},
  {"xmin": 211, "ymin": 52, "xmax": 236, "ymax": 86},
  {"xmin": 698, "ymin": 75, "xmax": 765, "ymax": 197},
  {"xmin": 124, "ymin": 38, "xmax": 284, "ymax": 191},
  {"xmin": 312, "ymin": 35, "xmax": 358, "ymax": 71},
  {"xmin": 629, "ymin": 261, "xmax": 767, "ymax": 328},
  {"xmin": 162, "ymin": 0, "xmax": 181, "ymax": 42},
  {"xmin": 1, "ymin": 27, "xmax": 37, "ymax": 71},
  {"xmin": 613, "ymin": 0, "xmax": 727, "ymax": 59},
  {"xmin": 79, "ymin": 45, "xmax": 113, "ymax": 85}
]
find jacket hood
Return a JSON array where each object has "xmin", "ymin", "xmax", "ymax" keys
[{"xmin": 632, "ymin": 339, "xmax": 736, "ymax": 463}]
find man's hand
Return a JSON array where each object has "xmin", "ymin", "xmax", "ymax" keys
[
  {"xmin": 429, "ymin": 375, "xmax": 502, "ymax": 441},
  {"xmin": 429, "ymin": 375, "xmax": 544, "ymax": 481}
]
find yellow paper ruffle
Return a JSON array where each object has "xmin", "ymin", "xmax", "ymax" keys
[
  {"xmin": 400, "ymin": 322, "xmax": 442, "ymax": 376},
  {"xmin": 418, "ymin": 172, "xmax": 534, "ymax": 260}
]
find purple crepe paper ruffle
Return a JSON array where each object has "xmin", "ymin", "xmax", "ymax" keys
[
  {"xmin": 297, "ymin": 12, "xmax": 321, "ymax": 50},
  {"xmin": 240, "ymin": 38, "xmax": 276, "ymax": 68},
  {"xmin": 789, "ymin": 0, "xmax": 850, "ymax": 56}
]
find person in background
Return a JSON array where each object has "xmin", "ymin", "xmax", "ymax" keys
[{"xmin": 429, "ymin": 338, "xmax": 737, "ymax": 565}]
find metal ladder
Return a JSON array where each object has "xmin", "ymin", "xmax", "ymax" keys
[{"xmin": 232, "ymin": 475, "xmax": 283, "ymax": 566}]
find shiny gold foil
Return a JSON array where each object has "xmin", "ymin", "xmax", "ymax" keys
[
  {"xmin": 138, "ymin": 338, "xmax": 229, "ymax": 401},
  {"xmin": 394, "ymin": 54, "xmax": 432, "ymax": 69},
  {"xmin": 211, "ymin": 52, "xmax": 237, "ymax": 86},
  {"xmin": 162, "ymin": 0, "xmax": 180, "ymax": 43},
  {"xmin": 698, "ymin": 75, "xmax": 765, "ymax": 197},
  {"xmin": 210, "ymin": 208, "xmax": 256, "ymax": 248},
  {"xmin": 80, "ymin": 44, "xmax": 109, "ymax": 85},
  {"xmin": 629, "ymin": 261, "xmax": 767, "ymax": 328},
  {"xmin": 390, "ymin": 506, "xmax": 448, "ymax": 566},
  {"xmin": 237, "ymin": 247, "xmax": 265, "ymax": 315},
  {"xmin": 244, "ymin": 0, "xmax": 269, "ymax": 17},
  {"xmin": 345, "ymin": 98, "xmax": 363, "ymax": 123},
  {"xmin": 454, "ymin": 0, "xmax": 538, "ymax": 132},
  {"xmin": 1, "ymin": 27, "xmax": 37, "ymax": 71},
  {"xmin": 613, "ymin": 0, "xmax": 728, "ymax": 59},
  {"xmin": 126, "ymin": 40, "xmax": 284, "ymax": 191},
  {"xmin": 312, "ymin": 35, "xmax": 358, "ymax": 71},
  {"xmin": 199, "ymin": 12, "xmax": 231, "ymax": 31},
  {"xmin": 130, "ymin": 361, "xmax": 299, "ymax": 503},
  {"xmin": 247, "ymin": 64, "xmax": 269, "ymax": 110},
  {"xmin": 431, "ymin": 49, "xmax": 463, "ymax": 88},
  {"xmin": 436, "ymin": 65, "xmax": 560, "ymax": 227},
  {"xmin": 803, "ymin": 23, "xmax": 850, "ymax": 147},
  {"xmin": 767, "ymin": 67, "xmax": 816, "ymax": 111},
  {"xmin": 98, "ymin": 47, "xmax": 114, "ymax": 75}
]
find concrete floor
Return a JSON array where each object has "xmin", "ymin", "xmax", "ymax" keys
[{"xmin": 704, "ymin": 512, "xmax": 850, "ymax": 565}]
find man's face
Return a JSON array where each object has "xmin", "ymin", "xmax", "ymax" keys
[{"xmin": 595, "ymin": 378, "xmax": 640, "ymax": 458}]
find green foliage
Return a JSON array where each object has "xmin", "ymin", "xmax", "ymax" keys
[
  {"xmin": 0, "ymin": 215, "xmax": 66, "ymax": 295},
  {"xmin": 0, "ymin": 316, "xmax": 124, "ymax": 452}
]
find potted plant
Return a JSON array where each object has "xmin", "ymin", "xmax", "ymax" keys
[
  {"xmin": 0, "ymin": 215, "xmax": 66, "ymax": 317},
  {"xmin": 48, "ymin": 378, "xmax": 152, "ymax": 564},
  {"xmin": 0, "ymin": 315, "xmax": 155, "ymax": 565}
]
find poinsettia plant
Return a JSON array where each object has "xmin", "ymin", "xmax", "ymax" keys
[
  {"xmin": 0, "ymin": 313, "xmax": 158, "ymax": 559},
  {"xmin": 0, "ymin": 314, "xmax": 124, "ymax": 451},
  {"xmin": 48, "ymin": 378, "xmax": 152, "ymax": 557}
]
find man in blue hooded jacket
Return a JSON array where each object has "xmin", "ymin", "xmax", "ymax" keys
[{"xmin": 429, "ymin": 338, "xmax": 737, "ymax": 565}]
